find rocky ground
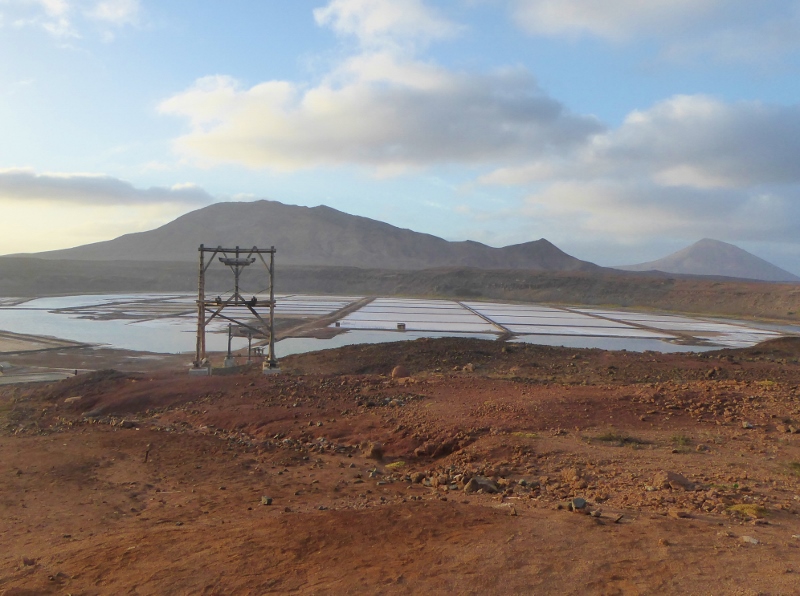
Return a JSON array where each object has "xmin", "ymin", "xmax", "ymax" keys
[{"xmin": 2, "ymin": 337, "xmax": 800, "ymax": 594}]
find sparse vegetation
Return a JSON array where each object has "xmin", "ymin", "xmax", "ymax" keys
[
  {"xmin": 727, "ymin": 503, "xmax": 768, "ymax": 518},
  {"xmin": 512, "ymin": 431, "xmax": 539, "ymax": 439},
  {"xmin": 672, "ymin": 434, "xmax": 691, "ymax": 447},
  {"xmin": 591, "ymin": 431, "xmax": 649, "ymax": 446}
]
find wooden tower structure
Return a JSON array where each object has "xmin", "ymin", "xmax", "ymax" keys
[{"xmin": 191, "ymin": 244, "xmax": 277, "ymax": 373}]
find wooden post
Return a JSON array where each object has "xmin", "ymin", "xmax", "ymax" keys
[
  {"xmin": 267, "ymin": 246, "xmax": 276, "ymax": 367},
  {"xmin": 195, "ymin": 244, "xmax": 205, "ymax": 367}
]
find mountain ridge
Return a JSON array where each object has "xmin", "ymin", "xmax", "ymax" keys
[
  {"xmin": 22, "ymin": 199, "xmax": 599, "ymax": 272},
  {"xmin": 12, "ymin": 202, "xmax": 799, "ymax": 281}
]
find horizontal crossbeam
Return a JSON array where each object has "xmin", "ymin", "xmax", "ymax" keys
[{"xmin": 199, "ymin": 247, "xmax": 275, "ymax": 254}]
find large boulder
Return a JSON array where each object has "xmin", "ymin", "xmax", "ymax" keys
[
  {"xmin": 653, "ymin": 471, "xmax": 695, "ymax": 491},
  {"xmin": 391, "ymin": 365, "xmax": 410, "ymax": 379},
  {"xmin": 365, "ymin": 442, "xmax": 384, "ymax": 461},
  {"xmin": 464, "ymin": 476, "xmax": 499, "ymax": 494}
]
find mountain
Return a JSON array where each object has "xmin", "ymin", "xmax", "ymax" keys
[
  {"xmin": 24, "ymin": 199, "xmax": 598, "ymax": 271},
  {"xmin": 616, "ymin": 238, "xmax": 800, "ymax": 282}
]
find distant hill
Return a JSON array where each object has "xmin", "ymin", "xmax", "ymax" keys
[
  {"xmin": 616, "ymin": 238, "xmax": 800, "ymax": 282},
  {"xmin": 23, "ymin": 199, "xmax": 598, "ymax": 271},
  {"xmin": 3, "ymin": 259, "xmax": 800, "ymax": 323}
]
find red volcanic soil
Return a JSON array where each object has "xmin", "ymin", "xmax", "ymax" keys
[{"xmin": 2, "ymin": 337, "xmax": 800, "ymax": 594}]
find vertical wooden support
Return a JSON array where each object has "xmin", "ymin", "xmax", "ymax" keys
[
  {"xmin": 194, "ymin": 243, "xmax": 206, "ymax": 367},
  {"xmin": 267, "ymin": 246, "xmax": 276, "ymax": 367},
  {"xmin": 234, "ymin": 246, "xmax": 240, "ymax": 303}
]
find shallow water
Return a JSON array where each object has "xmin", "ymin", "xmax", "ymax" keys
[
  {"xmin": 0, "ymin": 293, "xmax": 319, "ymax": 353},
  {"xmin": 492, "ymin": 316, "xmax": 639, "ymax": 328},
  {"xmin": 275, "ymin": 330, "xmax": 498, "ymax": 357},
  {"xmin": 0, "ymin": 305, "xmax": 245, "ymax": 353},
  {"xmin": 509, "ymin": 335, "xmax": 718, "ymax": 353},
  {"xmin": 335, "ymin": 299, "xmax": 499, "ymax": 333},
  {"xmin": 16, "ymin": 294, "xmax": 188, "ymax": 310},
  {"xmin": 503, "ymin": 324, "xmax": 675, "ymax": 338},
  {"xmin": 335, "ymin": 319, "xmax": 499, "ymax": 333},
  {"xmin": 0, "ymin": 293, "xmax": 794, "ymax": 356}
]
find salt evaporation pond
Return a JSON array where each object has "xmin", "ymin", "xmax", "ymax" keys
[
  {"xmin": 0, "ymin": 294, "xmax": 792, "ymax": 356},
  {"xmin": 0, "ymin": 299, "xmax": 232, "ymax": 354}
]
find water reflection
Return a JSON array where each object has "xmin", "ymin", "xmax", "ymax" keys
[
  {"xmin": 275, "ymin": 331, "xmax": 498, "ymax": 357},
  {"xmin": 509, "ymin": 335, "xmax": 717, "ymax": 353},
  {"xmin": 0, "ymin": 304, "xmax": 244, "ymax": 353},
  {"xmin": 0, "ymin": 293, "xmax": 794, "ymax": 356}
]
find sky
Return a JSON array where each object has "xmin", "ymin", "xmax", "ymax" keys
[{"xmin": 1, "ymin": 0, "xmax": 800, "ymax": 271}]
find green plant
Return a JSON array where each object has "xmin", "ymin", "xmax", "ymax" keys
[
  {"xmin": 592, "ymin": 431, "xmax": 649, "ymax": 446},
  {"xmin": 672, "ymin": 434, "xmax": 691, "ymax": 447}
]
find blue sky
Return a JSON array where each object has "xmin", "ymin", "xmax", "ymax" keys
[{"xmin": 1, "ymin": 0, "xmax": 800, "ymax": 271}]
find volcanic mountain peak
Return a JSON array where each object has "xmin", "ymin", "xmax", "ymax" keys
[{"xmin": 617, "ymin": 238, "xmax": 799, "ymax": 282}]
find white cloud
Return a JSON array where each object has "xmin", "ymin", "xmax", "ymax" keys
[
  {"xmin": 509, "ymin": 0, "xmax": 800, "ymax": 66},
  {"xmin": 522, "ymin": 181, "xmax": 800, "ymax": 243},
  {"xmin": 157, "ymin": 1, "xmax": 599, "ymax": 173},
  {"xmin": 159, "ymin": 57, "xmax": 602, "ymax": 172},
  {"xmin": 477, "ymin": 94, "xmax": 800, "ymax": 246},
  {"xmin": 592, "ymin": 96, "xmax": 800, "ymax": 189},
  {"xmin": 0, "ymin": 0, "xmax": 139, "ymax": 38},
  {"xmin": 0, "ymin": 168, "xmax": 213, "ymax": 205},
  {"xmin": 36, "ymin": 0, "xmax": 68, "ymax": 17},
  {"xmin": 86, "ymin": 0, "xmax": 139, "ymax": 26},
  {"xmin": 478, "ymin": 160, "xmax": 562, "ymax": 186},
  {"xmin": 660, "ymin": 8, "xmax": 800, "ymax": 65},
  {"xmin": 510, "ymin": 0, "xmax": 723, "ymax": 41},
  {"xmin": 313, "ymin": 0, "xmax": 460, "ymax": 49},
  {"xmin": 1, "ymin": 0, "xmax": 77, "ymax": 37},
  {"xmin": 484, "ymin": 95, "xmax": 800, "ymax": 189}
]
